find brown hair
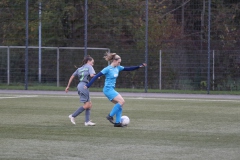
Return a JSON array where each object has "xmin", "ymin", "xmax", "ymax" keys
[
  {"xmin": 103, "ymin": 52, "xmax": 121, "ymax": 62},
  {"xmin": 74, "ymin": 55, "xmax": 93, "ymax": 68},
  {"xmin": 82, "ymin": 55, "xmax": 93, "ymax": 65}
]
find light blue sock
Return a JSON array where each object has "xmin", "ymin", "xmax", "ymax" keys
[
  {"xmin": 85, "ymin": 109, "xmax": 90, "ymax": 122},
  {"xmin": 109, "ymin": 103, "xmax": 121, "ymax": 117},
  {"xmin": 115, "ymin": 107, "xmax": 122, "ymax": 123},
  {"xmin": 72, "ymin": 106, "xmax": 85, "ymax": 117}
]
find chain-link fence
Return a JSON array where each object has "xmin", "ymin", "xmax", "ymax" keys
[
  {"xmin": 0, "ymin": 0, "xmax": 239, "ymax": 91},
  {"xmin": 159, "ymin": 50, "xmax": 240, "ymax": 91},
  {"xmin": 1, "ymin": 47, "xmax": 239, "ymax": 91}
]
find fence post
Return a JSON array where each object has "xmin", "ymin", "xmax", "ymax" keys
[
  {"xmin": 144, "ymin": 0, "xmax": 148, "ymax": 93},
  {"xmin": 38, "ymin": 2, "xmax": 42, "ymax": 83},
  {"xmin": 7, "ymin": 46, "xmax": 10, "ymax": 85},
  {"xmin": 57, "ymin": 47, "xmax": 59, "ymax": 87},
  {"xmin": 25, "ymin": 0, "xmax": 29, "ymax": 90},
  {"xmin": 159, "ymin": 50, "xmax": 162, "ymax": 90},
  {"xmin": 207, "ymin": 0, "xmax": 211, "ymax": 94},
  {"xmin": 212, "ymin": 50, "xmax": 215, "ymax": 91}
]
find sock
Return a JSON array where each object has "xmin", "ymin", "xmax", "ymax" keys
[
  {"xmin": 109, "ymin": 103, "xmax": 121, "ymax": 117},
  {"xmin": 72, "ymin": 106, "xmax": 85, "ymax": 117},
  {"xmin": 115, "ymin": 106, "xmax": 122, "ymax": 123},
  {"xmin": 85, "ymin": 109, "xmax": 90, "ymax": 122}
]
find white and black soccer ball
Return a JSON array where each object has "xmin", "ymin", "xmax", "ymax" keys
[{"xmin": 121, "ymin": 115, "xmax": 130, "ymax": 126}]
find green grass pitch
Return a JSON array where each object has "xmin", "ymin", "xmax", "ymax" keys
[{"xmin": 0, "ymin": 92, "xmax": 240, "ymax": 160}]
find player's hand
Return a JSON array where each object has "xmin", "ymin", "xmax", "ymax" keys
[
  {"xmin": 65, "ymin": 87, "xmax": 69, "ymax": 93},
  {"xmin": 84, "ymin": 85, "xmax": 87, "ymax": 89},
  {"xmin": 140, "ymin": 63, "xmax": 147, "ymax": 67}
]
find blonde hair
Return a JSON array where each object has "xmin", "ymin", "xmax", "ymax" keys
[{"xmin": 103, "ymin": 52, "xmax": 121, "ymax": 62}]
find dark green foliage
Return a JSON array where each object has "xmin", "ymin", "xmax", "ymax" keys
[{"xmin": 0, "ymin": 0, "xmax": 240, "ymax": 90}]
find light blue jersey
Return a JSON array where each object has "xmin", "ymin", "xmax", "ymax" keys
[
  {"xmin": 101, "ymin": 65, "xmax": 124, "ymax": 88},
  {"xmin": 100, "ymin": 65, "xmax": 124, "ymax": 101}
]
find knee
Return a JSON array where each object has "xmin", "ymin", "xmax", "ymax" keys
[
  {"xmin": 88, "ymin": 102, "xmax": 92, "ymax": 108},
  {"xmin": 119, "ymin": 99, "xmax": 125, "ymax": 106},
  {"xmin": 84, "ymin": 102, "xmax": 92, "ymax": 109}
]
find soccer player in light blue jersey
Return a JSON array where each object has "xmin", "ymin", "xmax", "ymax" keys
[
  {"xmin": 65, "ymin": 55, "xmax": 96, "ymax": 126},
  {"xmin": 86, "ymin": 52, "xmax": 146, "ymax": 127}
]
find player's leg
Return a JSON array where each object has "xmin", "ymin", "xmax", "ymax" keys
[
  {"xmin": 68, "ymin": 90, "xmax": 85, "ymax": 125},
  {"xmin": 104, "ymin": 88, "xmax": 117, "ymax": 123},
  {"xmin": 115, "ymin": 105, "xmax": 122, "ymax": 123},
  {"xmin": 112, "ymin": 94, "xmax": 124, "ymax": 126},
  {"xmin": 80, "ymin": 84, "xmax": 96, "ymax": 126},
  {"xmin": 84, "ymin": 101, "xmax": 96, "ymax": 126},
  {"xmin": 104, "ymin": 88, "xmax": 125, "ymax": 124},
  {"xmin": 110, "ymin": 94, "xmax": 124, "ymax": 116},
  {"xmin": 70, "ymin": 84, "xmax": 88, "ymax": 118},
  {"xmin": 69, "ymin": 83, "xmax": 94, "ymax": 125},
  {"xmin": 69, "ymin": 103, "xmax": 85, "ymax": 125},
  {"xmin": 108, "ymin": 94, "xmax": 124, "ymax": 126}
]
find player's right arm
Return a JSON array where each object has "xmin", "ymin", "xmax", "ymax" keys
[{"xmin": 65, "ymin": 75, "xmax": 75, "ymax": 93}]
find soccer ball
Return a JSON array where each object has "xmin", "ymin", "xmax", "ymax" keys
[{"xmin": 121, "ymin": 115, "xmax": 130, "ymax": 126}]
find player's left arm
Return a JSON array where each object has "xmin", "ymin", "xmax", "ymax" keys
[
  {"xmin": 122, "ymin": 63, "xmax": 147, "ymax": 71},
  {"xmin": 86, "ymin": 72, "xmax": 103, "ymax": 88}
]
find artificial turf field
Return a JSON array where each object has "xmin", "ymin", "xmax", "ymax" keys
[{"xmin": 0, "ymin": 91, "xmax": 240, "ymax": 160}]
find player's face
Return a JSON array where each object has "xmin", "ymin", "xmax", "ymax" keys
[
  {"xmin": 114, "ymin": 58, "xmax": 121, "ymax": 66},
  {"xmin": 89, "ymin": 59, "xmax": 94, "ymax": 66}
]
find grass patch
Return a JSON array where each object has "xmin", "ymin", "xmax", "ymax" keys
[{"xmin": 0, "ymin": 93, "xmax": 240, "ymax": 159}]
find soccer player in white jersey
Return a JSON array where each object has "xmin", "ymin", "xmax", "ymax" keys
[
  {"xmin": 86, "ymin": 52, "xmax": 146, "ymax": 127},
  {"xmin": 65, "ymin": 55, "xmax": 96, "ymax": 126}
]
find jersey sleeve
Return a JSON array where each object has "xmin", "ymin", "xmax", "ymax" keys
[
  {"xmin": 122, "ymin": 66, "xmax": 140, "ymax": 71},
  {"xmin": 88, "ymin": 65, "xmax": 96, "ymax": 75},
  {"xmin": 118, "ymin": 65, "xmax": 124, "ymax": 71},
  {"xmin": 101, "ymin": 66, "xmax": 109, "ymax": 75},
  {"xmin": 72, "ymin": 69, "xmax": 78, "ymax": 76}
]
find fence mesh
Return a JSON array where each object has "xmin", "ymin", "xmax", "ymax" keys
[{"xmin": 0, "ymin": 0, "xmax": 240, "ymax": 91}]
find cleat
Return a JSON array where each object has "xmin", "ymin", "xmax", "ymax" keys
[
  {"xmin": 85, "ymin": 121, "xmax": 96, "ymax": 126},
  {"xmin": 106, "ymin": 114, "xmax": 114, "ymax": 124},
  {"xmin": 68, "ymin": 115, "xmax": 76, "ymax": 125},
  {"xmin": 114, "ymin": 122, "xmax": 123, "ymax": 127}
]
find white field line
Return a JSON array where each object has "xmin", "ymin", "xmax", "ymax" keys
[
  {"xmin": 0, "ymin": 95, "xmax": 39, "ymax": 99},
  {"xmin": 0, "ymin": 94, "xmax": 239, "ymax": 102},
  {"xmin": 62, "ymin": 95, "xmax": 240, "ymax": 102},
  {"xmin": 97, "ymin": 97, "xmax": 240, "ymax": 102}
]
